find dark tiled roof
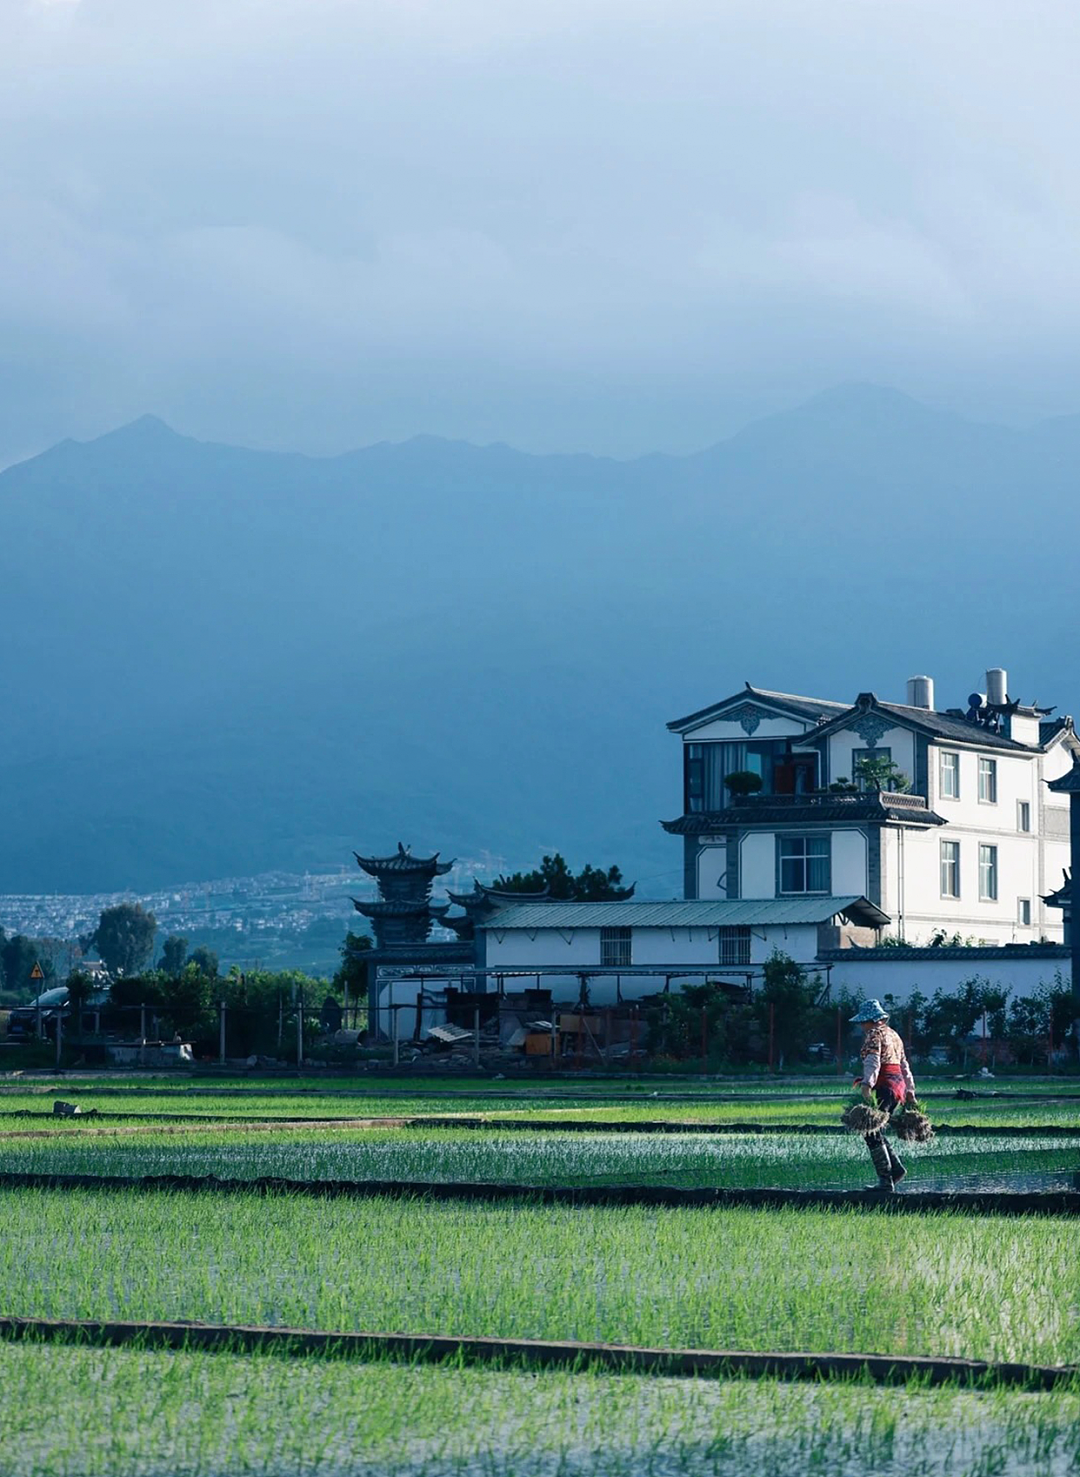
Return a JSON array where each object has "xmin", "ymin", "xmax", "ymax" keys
[
  {"xmin": 352, "ymin": 898, "xmax": 450, "ymax": 918},
  {"xmin": 354, "ymin": 844, "xmax": 454, "ymax": 876},
  {"xmin": 663, "ymin": 794, "xmax": 946, "ymax": 833},
  {"xmin": 1043, "ymin": 872, "xmax": 1071, "ymax": 908},
  {"xmin": 818, "ymin": 943, "xmax": 1069, "ymax": 962},
  {"xmin": 1049, "ymin": 763, "xmax": 1080, "ymax": 794},
  {"xmin": 872, "ymin": 700, "xmax": 1034, "ymax": 752},
  {"xmin": 667, "ymin": 684, "xmax": 846, "ymax": 733}
]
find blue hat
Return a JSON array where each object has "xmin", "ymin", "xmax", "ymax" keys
[{"xmin": 850, "ymin": 999, "xmax": 889, "ymax": 1024}]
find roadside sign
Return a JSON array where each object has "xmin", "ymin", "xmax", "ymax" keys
[{"xmin": 29, "ymin": 963, "xmax": 45, "ymax": 981}]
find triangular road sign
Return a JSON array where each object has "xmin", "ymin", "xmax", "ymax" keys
[{"xmin": 29, "ymin": 963, "xmax": 45, "ymax": 981}]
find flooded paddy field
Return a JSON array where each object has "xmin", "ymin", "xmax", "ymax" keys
[{"xmin": 0, "ymin": 1073, "xmax": 1075, "ymax": 1474}]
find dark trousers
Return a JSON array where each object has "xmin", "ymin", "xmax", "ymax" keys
[{"xmin": 865, "ymin": 1083, "xmax": 905, "ymax": 1177}]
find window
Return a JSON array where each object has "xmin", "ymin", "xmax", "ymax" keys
[
  {"xmin": 1018, "ymin": 898, "xmax": 1032, "ymax": 927},
  {"xmin": 685, "ymin": 744, "xmax": 705, "ymax": 813},
  {"xmin": 978, "ymin": 757, "xmax": 998, "ymax": 804},
  {"xmin": 778, "ymin": 836, "xmax": 830, "ymax": 894},
  {"xmin": 852, "ymin": 747, "xmax": 890, "ymax": 792},
  {"xmin": 718, "ymin": 926, "xmax": 751, "ymax": 966},
  {"xmin": 978, "ymin": 844, "xmax": 998, "ymax": 902},
  {"xmin": 600, "ymin": 926, "xmax": 632, "ymax": 968},
  {"xmin": 940, "ymin": 751, "xmax": 959, "ymax": 799},
  {"xmin": 940, "ymin": 840, "xmax": 960, "ymax": 898},
  {"xmin": 1017, "ymin": 801, "xmax": 1031, "ymax": 833}
]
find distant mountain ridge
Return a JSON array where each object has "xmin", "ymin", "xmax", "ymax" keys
[{"xmin": 1, "ymin": 384, "xmax": 1076, "ymax": 894}]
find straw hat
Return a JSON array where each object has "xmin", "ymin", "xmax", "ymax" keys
[{"xmin": 849, "ymin": 999, "xmax": 889, "ymax": 1024}]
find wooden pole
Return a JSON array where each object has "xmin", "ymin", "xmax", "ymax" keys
[
  {"xmin": 700, "ymin": 1005, "xmax": 708, "ymax": 1076},
  {"xmin": 218, "ymin": 1002, "xmax": 226, "ymax": 1066},
  {"xmin": 55, "ymin": 1004, "xmax": 62, "ymax": 1068},
  {"xmin": 836, "ymin": 1006, "xmax": 842, "ymax": 1075},
  {"xmin": 392, "ymin": 1006, "xmax": 399, "ymax": 1068},
  {"xmin": 629, "ymin": 1008, "xmax": 638, "ymax": 1071},
  {"xmin": 473, "ymin": 1007, "xmax": 480, "ymax": 1068},
  {"xmin": 768, "ymin": 1003, "xmax": 775, "ymax": 1074},
  {"xmin": 297, "ymin": 989, "xmax": 304, "ymax": 1070}
]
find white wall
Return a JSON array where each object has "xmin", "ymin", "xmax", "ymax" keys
[
  {"xmin": 828, "ymin": 726, "xmax": 915, "ymax": 786},
  {"xmin": 480, "ymin": 922, "xmax": 823, "ymax": 1005},
  {"xmin": 683, "ymin": 715, "xmax": 812, "ymax": 742},
  {"xmin": 827, "ymin": 952, "xmax": 1070, "ymax": 1005},
  {"xmin": 694, "ymin": 844, "xmax": 728, "ymax": 898}
]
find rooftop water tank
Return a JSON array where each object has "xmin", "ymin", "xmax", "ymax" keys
[
  {"xmin": 986, "ymin": 668, "xmax": 1008, "ymax": 706},
  {"xmin": 906, "ymin": 675, "xmax": 934, "ymax": 710}
]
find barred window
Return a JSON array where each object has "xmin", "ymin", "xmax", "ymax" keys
[
  {"xmin": 718, "ymin": 926, "xmax": 751, "ymax": 966},
  {"xmin": 600, "ymin": 926, "xmax": 632, "ymax": 968}
]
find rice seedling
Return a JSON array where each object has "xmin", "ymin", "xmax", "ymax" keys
[
  {"xmin": 0, "ymin": 1188, "xmax": 1074, "ymax": 1365},
  {"xmin": 0, "ymin": 1124, "xmax": 1076, "ymax": 1192},
  {"xmin": 0, "ymin": 1342, "xmax": 1076, "ymax": 1477}
]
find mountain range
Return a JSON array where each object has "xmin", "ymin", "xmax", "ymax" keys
[{"xmin": 1, "ymin": 383, "xmax": 1076, "ymax": 895}]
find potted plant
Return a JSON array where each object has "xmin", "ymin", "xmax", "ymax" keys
[{"xmin": 723, "ymin": 770, "xmax": 763, "ymax": 799}]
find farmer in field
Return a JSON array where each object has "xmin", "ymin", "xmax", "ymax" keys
[{"xmin": 850, "ymin": 999, "xmax": 916, "ymax": 1192}]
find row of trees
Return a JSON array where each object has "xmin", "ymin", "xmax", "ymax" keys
[{"xmin": 645, "ymin": 954, "xmax": 1074, "ymax": 1069}]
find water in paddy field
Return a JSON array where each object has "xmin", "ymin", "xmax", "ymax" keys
[{"xmin": 894, "ymin": 1168, "xmax": 1080, "ymax": 1195}]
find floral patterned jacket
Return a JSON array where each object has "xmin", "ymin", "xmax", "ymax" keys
[{"xmin": 858, "ymin": 1023, "xmax": 916, "ymax": 1096}]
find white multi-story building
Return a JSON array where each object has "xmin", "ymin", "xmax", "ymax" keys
[{"xmin": 663, "ymin": 671, "xmax": 1078, "ymax": 945}]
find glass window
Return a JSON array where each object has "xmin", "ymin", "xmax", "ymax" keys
[
  {"xmin": 940, "ymin": 751, "xmax": 959, "ymax": 799},
  {"xmin": 1018, "ymin": 898, "xmax": 1032, "ymax": 927},
  {"xmin": 718, "ymin": 926, "xmax": 751, "ymax": 966},
  {"xmin": 1017, "ymin": 801, "xmax": 1031, "ymax": 833},
  {"xmin": 600, "ymin": 927, "xmax": 632, "ymax": 968},
  {"xmin": 978, "ymin": 757, "xmax": 998, "ymax": 804},
  {"xmin": 685, "ymin": 744, "xmax": 705, "ymax": 813},
  {"xmin": 978, "ymin": 844, "xmax": 998, "ymax": 902},
  {"xmin": 778, "ymin": 836, "xmax": 830, "ymax": 894},
  {"xmin": 852, "ymin": 747, "xmax": 891, "ymax": 792},
  {"xmin": 940, "ymin": 840, "xmax": 960, "ymax": 898}
]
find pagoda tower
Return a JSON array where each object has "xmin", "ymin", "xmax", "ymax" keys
[{"xmin": 352, "ymin": 843, "xmax": 453, "ymax": 948}]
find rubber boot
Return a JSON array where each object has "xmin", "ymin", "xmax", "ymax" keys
[
  {"xmin": 864, "ymin": 1133, "xmax": 895, "ymax": 1192},
  {"xmin": 885, "ymin": 1139, "xmax": 907, "ymax": 1186}
]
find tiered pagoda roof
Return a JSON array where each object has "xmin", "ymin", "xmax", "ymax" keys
[{"xmin": 352, "ymin": 843, "xmax": 455, "ymax": 946}]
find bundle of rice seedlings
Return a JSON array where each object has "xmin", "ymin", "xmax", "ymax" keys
[
  {"xmin": 840, "ymin": 1101, "xmax": 888, "ymax": 1134},
  {"xmin": 892, "ymin": 1104, "xmax": 935, "ymax": 1143}
]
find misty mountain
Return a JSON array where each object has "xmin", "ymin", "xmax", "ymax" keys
[{"xmin": 1, "ymin": 384, "xmax": 1077, "ymax": 895}]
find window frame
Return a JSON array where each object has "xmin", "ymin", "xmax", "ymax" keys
[
  {"xmin": 939, "ymin": 750, "xmax": 960, "ymax": 800},
  {"xmin": 851, "ymin": 746, "xmax": 891, "ymax": 792},
  {"xmin": 940, "ymin": 839, "xmax": 960, "ymax": 899},
  {"xmin": 1017, "ymin": 800, "xmax": 1031, "ymax": 833},
  {"xmin": 718, "ymin": 926, "xmax": 751, "ymax": 966},
  {"xmin": 1018, "ymin": 897, "xmax": 1032, "ymax": 927},
  {"xmin": 978, "ymin": 843, "xmax": 998, "ymax": 902},
  {"xmin": 777, "ymin": 835, "xmax": 831, "ymax": 895},
  {"xmin": 599, "ymin": 926, "xmax": 632, "ymax": 968},
  {"xmin": 978, "ymin": 756, "xmax": 998, "ymax": 805}
]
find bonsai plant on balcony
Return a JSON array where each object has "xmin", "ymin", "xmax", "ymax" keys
[
  {"xmin": 854, "ymin": 755, "xmax": 912, "ymax": 792},
  {"xmin": 723, "ymin": 770, "xmax": 764, "ymax": 799}
]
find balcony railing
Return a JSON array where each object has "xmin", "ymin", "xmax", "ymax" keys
[{"xmin": 731, "ymin": 790, "xmax": 931, "ymax": 812}]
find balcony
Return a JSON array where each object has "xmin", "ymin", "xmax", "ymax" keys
[{"xmin": 663, "ymin": 790, "xmax": 945, "ymax": 835}]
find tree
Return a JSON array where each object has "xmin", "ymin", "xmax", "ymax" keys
[
  {"xmin": 0, "ymin": 934, "xmax": 54, "ymax": 999},
  {"xmin": 332, "ymin": 931, "xmax": 371, "ymax": 1002},
  {"xmin": 494, "ymin": 853, "xmax": 634, "ymax": 901},
  {"xmin": 187, "ymin": 946, "xmax": 219, "ymax": 978},
  {"xmin": 854, "ymin": 754, "xmax": 911, "ymax": 793},
  {"xmin": 90, "ymin": 903, "xmax": 157, "ymax": 978},
  {"xmin": 159, "ymin": 936, "xmax": 189, "ymax": 975}
]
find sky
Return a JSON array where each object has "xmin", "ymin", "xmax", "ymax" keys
[{"xmin": 4, "ymin": 0, "xmax": 1080, "ymax": 465}]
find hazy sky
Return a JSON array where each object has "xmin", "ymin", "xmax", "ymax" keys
[{"xmin": 4, "ymin": 0, "xmax": 1080, "ymax": 464}]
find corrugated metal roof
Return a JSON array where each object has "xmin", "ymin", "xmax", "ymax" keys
[{"xmin": 478, "ymin": 897, "xmax": 886, "ymax": 929}]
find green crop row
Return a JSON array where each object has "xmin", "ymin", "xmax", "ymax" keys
[
  {"xmin": 0, "ymin": 1188, "xmax": 1074, "ymax": 1365},
  {"xmin": 0, "ymin": 1124, "xmax": 1076, "ymax": 1191},
  {"xmin": 0, "ymin": 1343, "xmax": 1077, "ymax": 1477}
]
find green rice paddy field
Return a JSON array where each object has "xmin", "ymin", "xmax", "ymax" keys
[{"xmin": 0, "ymin": 1072, "xmax": 1076, "ymax": 1475}]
